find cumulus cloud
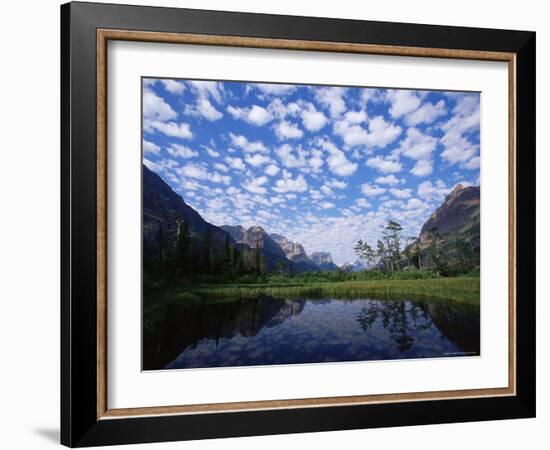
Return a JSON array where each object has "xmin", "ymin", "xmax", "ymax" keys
[
  {"xmin": 143, "ymin": 89, "xmax": 177, "ymax": 121},
  {"xmin": 315, "ymin": 87, "xmax": 347, "ymax": 117},
  {"xmin": 273, "ymin": 171, "xmax": 308, "ymax": 193},
  {"xmin": 167, "ymin": 144, "xmax": 198, "ymax": 159},
  {"xmin": 334, "ymin": 115, "xmax": 402, "ymax": 149},
  {"xmin": 143, "ymin": 139, "xmax": 160, "ymax": 154},
  {"xmin": 274, "ymin": 120, "xmax": 304, "ymax": 140},
  {"xmin": 229, "ymin": 133, "xmax": 268, "ymax": 153},
  {"xmin": 375, "ymin": 174, "xmax": 401, "ymax": 185},
  {"xmin": 227, "ymin": 104, "xmax": 273, "ymax": 126},
  {"xmin": 160, "ymin": 79, "xmax": 185, "ymax": 94},
  {"xmin": 355, "ymin": 198, "xmax": 372, "ymax": 208},
  {"xmin": 411, "ymin": 159, "xmax": 433, "ymax": 177},
  {"xmin": 245, "ymin": 153, "xmax": 272, "ymax": 167},
  {"xmin": 389, "ymin": 187, "xmax": 412, "ymax": 199},
  {"xmin": 264, "ymin": 164, "xmax": 280, "ymax": 176},
  {"xmin": 300, "ymin": 103, "xmax": 328, "ymax": 131},
  {"xmin": 317, "ymin": 139, "xmax": 357, "ymax": 176},
  {"xmin": 276, "ymin": 144, "xmax": 306, "ymax": 169},
  {"xmin": 145, "ymin": 120, "xmax": 193, "ymax": 139},
  {"xmin": 366, "ymin": 156, "xmax": 402, "ymax": 174},
  {"xmin": 440, "ymin": 94, "xmax": 480, "ymax": 168},
  {"xmin": 405, "ymin": 99, "xmax": 447, "ymax": 126},
  {"xmin": 361, "ymin": 184, "xmax": 386, "ymax": 196},
  {"xmin": 386, "ymin": 89, "xmax": 422, "ymax": 118},
  {"xmin": 255, "ymin": 83, "xmax": 296, "ymax": 96},
  {"xmin": 224, "ymin": 156, "xmax": 246, "ymax": 171},
  {"xmin": 243, "ymin": 176, "xmax": 269, "ymax": 194},
  {"xmin": 186, "ymin": 80, "xmax": 224, "ymax": 103}
]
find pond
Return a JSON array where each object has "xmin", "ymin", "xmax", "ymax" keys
[{"xmin": 143, "ymin": 296, "xmax": 480, "ymax": 370}]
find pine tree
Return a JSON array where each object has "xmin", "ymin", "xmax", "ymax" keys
[{"xmin": 174, "ymin": 219, "xmax": 189, "ymax": 274}]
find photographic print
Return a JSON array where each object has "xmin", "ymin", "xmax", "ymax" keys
[{"xmin": 142, "ymin": 78, "xmax": 481, "ymax": 371}]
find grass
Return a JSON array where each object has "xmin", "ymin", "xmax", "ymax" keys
[{"xmin": 161, "ymin": 277, "xmax": 480, "ymax": 305}]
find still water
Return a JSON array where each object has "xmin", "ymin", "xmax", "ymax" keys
[{"xmin": 143, "ymin": 296, "xmax": 480, "ymax": 370}]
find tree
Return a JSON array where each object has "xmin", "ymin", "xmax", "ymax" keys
[
  {"xmin": 155, "ymin": 222, "xmax": 168, "ymax": 266},
  {"xmin": 174, "ymin": 219, "xmax": 189, "ymax": 274},
  {"xmin": 413, "ymin": 238, "xmax": 422, "ymax": 270},
  {"xmin": 404, "ymin": 236, "xmax": 416, "ymax": 270},
  {"xmin": 222, "ymin": 234, "xmax": 233, "ymax": 275},
  {"xmin": 354, "ymin": 239, "xmax": 376, "ymax": 268},
  {"xmin": 376, "ymin": 239, "xmax": 388, "ymax": 272},
  {"xmin": 201, "ymin": 229, "xmax": 212, "ymax": 273},
  {"xmin": 427, "ymin": 227, "xmax": 442, "ymax": 273},
  {"xmin": 384, "ymin": 220, "xmax": 403, "ymax": 272},
  {"xmin": 253, "ymin": 233, "xmax": 262, "ymax": 274}
]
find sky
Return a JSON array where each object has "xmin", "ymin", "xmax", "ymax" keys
[{"xmin": 142, "ymin": 78, "xmax": 480, "ymax": 265}]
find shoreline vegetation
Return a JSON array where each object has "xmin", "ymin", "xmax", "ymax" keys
[{"xmin": 145, "ymin": 272, "xmax": 480, "ymax": 306}]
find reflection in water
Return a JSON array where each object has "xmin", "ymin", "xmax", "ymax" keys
[{"xmin": 143, "ymin": 296, "xmax": 480, "ymax": 370}]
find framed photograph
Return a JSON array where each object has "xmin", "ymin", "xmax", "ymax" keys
[{"xmin": 61, "ymin": 2, "xmax": 536, "ymax": 447}]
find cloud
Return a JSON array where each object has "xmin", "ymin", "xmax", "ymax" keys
[
  {"xmin": 243, "ymin": 176, "xmax": 269, "ymax": 194},
  {"xmin": 417, "ymin": 180, "xmax": 451, "ymax": 202},
  {"xmin": 167, "ymin": 144, "xmax": 198, "ymax": 159},
  {"xmin": 355, "ymin": 198, "xmax": 372, "ymax": 208},
  {"xmin": 276, "ymin": 144, "xmax": 306, "ymax": 169},
  {"xmin": 308, "ymin": 149, "xmax": 324, "ymax": 173},
  {"xmin": 186, "ymin": 80, "xmax": 224, "ymax": 103},
  {"xmin": 184, "ymin": 97, "xmax": 223, "ymax": 121},
  {"xmin": 411, "ymin": 159, "xmax": 433, "ymax": 177},
  {"xmin": 264, "ymin": 164, "xmax": 280, "ymax": 176},
  {"xmin": 398, "ymin": 127, "xmax": 438, "ymax": 160},
  {"xmin": 463, "ymin": 156, "xmax": 480, "ymax": 170},
  {"xmin": 205, "ymin": 147, "xmax": 221, "ymax": 158},
  {"xmin": 320, "ymin": 201, "xmax": 335, "ymax": 210},
  {"xmin": 334, "ymin": 115, "xmax": 402, "ymax": 149},
  {"xmin": 440, "ymin": 94, "xmax": 480, "ymax": 167},
  {"xmin": 160, "ymin": 79, "xmax": 185, "ymax": 94},
  {"xmin": 389, "ymin": 187, "xmax": 412, "ymax": 199},
  {"xmin": 300, "ymin": 103, "xmax": 328, "ymax": 131},
  {"xmin": 361, "ymin": 183, "xmax": 386, "ymax": 196},
  {"xmin": 143, "ymin": 139, "xmax": 160, "ymax": 154},
  {"xmin": 273, "ymin": 171, "xmax": 308, "ymax": 193},
  {"xmin": 317, "ymin": 139, "xmax": 357, "ymax": 176},
  {"xmin": 229, "ymin": 133, "xmax": 268, "ymax": 153},
  {"xmin": 146, "ymin": 120, "xmax": 193, "ymax": 139},
  {"xmin": 375, "ymin": 174, "xmax": 401, "ymax": 185},
  {"xmin": 178, "ymin": 163, "xmax": 230, "ymax": 185},
  {"xmin": 404, "ymin": 198, "xmax": 427, "ymax": 210},
  {"xmin": 245, "ymin": 153, "xmax": 272, "ymax": 167},
  {"xmin": 224, "ymin": 156, "xmax": 246, "ymax": 171},
  {"xmin": 255, "ymin": 83, "xmax": 296, "ymax": 96},
  {"xmin": 143, "ymin": 89, "xmax": 177, "ymax": 121},
  {"xmin": 405, "ymin": 100, "xmax": 446, "ymax": 126},
  {"xmin": 213, "ymin": 162, "xmax": 229, "ymax": 172},
  {"xmin": 386, "ymin": 89, "xmax": 422, "ymax": 118},
  {"xmin": 274, "ymin": 120, "xmax": 304, "ymax": 140},
  {"xmin": 343, "ymin": 110, "xmax": 367, "ymax": 124},
  {"xmin": 315, "ymin": 87, "xmax": 347, "ymax": 117},
  {"xmin": 327, "ymin": 179, "xmax": 348, "ymax": 189},
  {"xmin": 366, "ymin": 156, "xmax": 402, "ymax": 173},
  {"xmin": 227, "ymin": 104, "xmax": 273, "ymax": 126}
]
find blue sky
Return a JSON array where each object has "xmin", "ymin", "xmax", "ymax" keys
[{"xmin": 143, "ymin": 78, "xmax": 480, "ymax": 265}]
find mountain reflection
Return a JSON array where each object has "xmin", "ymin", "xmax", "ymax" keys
[{"xmin": 143, "ymin": 296, "xmax": 480, "ymax": 370}]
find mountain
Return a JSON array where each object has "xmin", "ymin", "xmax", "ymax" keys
[
  {"xmin": 270, "ymin": 234, "xmax": 319, "ymax": 272},
  {"xmin": 419, "ymin": 184, "xmax": 480, "ymax": 246},
  {"xmin": 221, "ymin": 225, "xmax": 300, "ymax": 272},
  {"xmin": 142, "ymin": 164, "xmax": 235, "ymax": 264},
  {"xmin": 416, "ymin": 183, "xmax": 480, "ymax": 268},
  {"xmin": 221, "ymin": 225, "xmax": 286, "ymax": 259},
  {"xmin": 310, "ymin": 252, "xmax": 339, "ymax": 271}
]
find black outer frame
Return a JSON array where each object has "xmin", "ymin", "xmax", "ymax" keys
[{"xmin": 60, "ymin": 1, "xmax": 536, "ymax": 447}]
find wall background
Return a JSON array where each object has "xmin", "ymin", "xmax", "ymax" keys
[{"xmin": 0, "ymin": 0, "xmax": 545, "ymax": 448}]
